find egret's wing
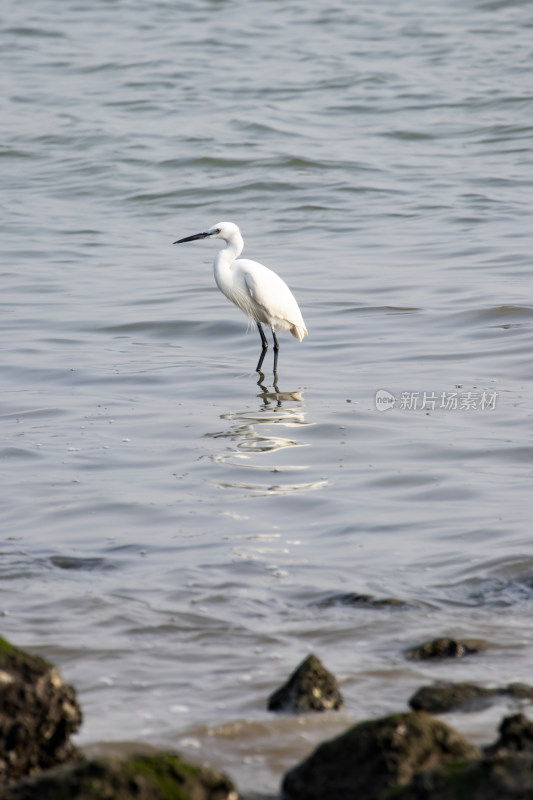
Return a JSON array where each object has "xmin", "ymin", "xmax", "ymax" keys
[{"xmin": 239, "ymin": 260, "xmax": 303, "ymax": 323}]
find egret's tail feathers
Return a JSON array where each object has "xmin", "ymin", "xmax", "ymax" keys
[{"xmin": 291, "ymin": 324, "xmax": 308, "ymax": 342}]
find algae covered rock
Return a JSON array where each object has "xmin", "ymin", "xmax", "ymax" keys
[
  {"xmin": 0, "ymin": 636, "xmax": 82, "ymax": 784},
  {"xmin": 267, "ymin": 654, "xmax": 344, "ymax": 713},
  {"xmin": 506, "ymin": 683, "xmax": 533, "ymax": 701},
  {"xmin": 409, "ymin": 681, "xmax": 497, "ymax": 713},
  {"xmin": 383, "ymin": 755, "xmax": 533, "ymax": 800},
  {"xmin": 282, "ymin": 711, "xmax": 478, "ymax": 800},
  {"xmin": 410, "ymin": 681, "xmax": 533, "ymax": 714},
  {"xmin": 316, "ymin": 592, "xmax": 410, "ymax": 610},
  {"xmin": 0, "ymin": 753, "xmax": 238, "ymax": 800},
  {"xmin": 485, "ymin": 713, "xmax": 533, "ymax": 757},
  {"xmin": 405, "ymin": 637, "xmax": 485, "ymax": 661}
]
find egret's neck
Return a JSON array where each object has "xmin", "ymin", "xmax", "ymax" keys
[{"xmin": 214, "ymin": 233, "xmax": 243, "ymax": 279}]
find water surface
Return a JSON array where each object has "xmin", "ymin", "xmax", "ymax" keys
[{"xmin": 1, "ymin": 0, "xmax": 533, "ymax": 795}]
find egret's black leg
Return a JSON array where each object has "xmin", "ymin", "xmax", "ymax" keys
[
  {"xmin": 272, "ymin": 329, "xmax": 280, "ymax": 377},
  {"xmin": 256, "ymin": 322, "xmax": 269, "ymax": 372}
]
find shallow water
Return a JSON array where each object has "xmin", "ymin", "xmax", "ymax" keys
[{"xmin": 2, "ymin": 0, "xmax": 533, "ymax": 795}]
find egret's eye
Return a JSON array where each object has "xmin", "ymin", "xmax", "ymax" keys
[{"xmin": 216, "ymin": 228, "xmax": 221, "ymax": 234}]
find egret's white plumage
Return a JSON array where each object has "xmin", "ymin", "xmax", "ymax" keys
[{"xmin": 174, "ymin": 221, "xmax": 307, "ymax": 375}]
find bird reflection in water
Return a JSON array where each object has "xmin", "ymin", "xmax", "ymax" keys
[
  {"xmin": 256, "ymin": 370, "xmax": 303, "ymax": 407},
  {"xmin": 204, "ymin": 377, "xmax": 326, "ymax": 496}
]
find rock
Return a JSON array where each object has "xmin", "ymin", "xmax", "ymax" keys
[
  {"xmin": 0, "ymin": 636, "xmax": 82, "ymax": 784},
  {"xmin": 409, "ymin": 681, "xmax": 533, "ymax": 714},
  {"xmin": 485, "ymin": 713, "xmax": 533, "ymax": 756},
  {"xmin": 405, "ymin": 637, "xmax": 485, "ymax": 660},
  {"xmin": 281, "ymin": 711, "xmax": 478, "ymax": 800},
  {"xmin": 316, "ymin": 592, "xmax": 409, "ymax": 609},
  {"xmin": 268, "ymin": 654, "xmax": 343, "ymax": 713},
  {"xmin": 506, "ymin": 683, "xmax": 533, "ymax": 701},
  {"xmin": 0, "ymin": 753, "xmax": 238, "ymax": 800},
  {"xmin": 382, "ymin": 755, "xmax": 533, "ymax": 800},
  {"xmin": 409, "ymin": 682, "xmax": 497, "ymax": 713}
]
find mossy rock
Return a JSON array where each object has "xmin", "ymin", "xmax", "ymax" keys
[
  {"xmin": 0, "ymin": 636, "xmax": 82, "ymax": 784},
  {"xmin": 409, "ymin": 682, "xmax": 497, "ymax": 714},
  {"xmin": 316, "ymin": 593, "xmax": 410, "ymax": 610},
  {"xmin": 268, "ymin": 654, "xmax": 343, "ymax": 713},
  {"xmin": 485, "ymin": 714, "xmax": 533, "ymax": 757},
  {"xmin": 382, "ymin": 755, "xmax": 533, "ymax": 800},
  {"xmin": 405, "ymin": 637, "xmax": 485, "ymax": 661},
  {"xmin": 0, "ymin": 753, "xmax": 238, "ymax": 800},
  {"xmin": 0, "ymin": 636, "xmax": 51, "ymax": 677},
  {"xmin": 409, "ymin": 682, "xmax": 533, "ymax": 714},
  {"xmin": 282, "ymin": 711, "xmax": 478, "ymax": 800},
  {"xmin": 506, "ymin": 683, "xmax": 533, "ymax": 701}
]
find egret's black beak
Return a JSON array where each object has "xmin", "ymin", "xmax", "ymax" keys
[{"xmin": 173, "ymin": 231, "xmax": 210, "ymax": 244}]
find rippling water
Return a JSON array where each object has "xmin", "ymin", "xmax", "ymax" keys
[{"xmin": 1, "ymin": 0, "xmax": 533, "ymax": 795}]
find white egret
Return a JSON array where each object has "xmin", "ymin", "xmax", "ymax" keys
[{"xmin": 174, "ymin": 222, "xmax": 307, "ymax": 376}]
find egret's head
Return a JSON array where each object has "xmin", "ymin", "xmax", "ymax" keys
[
  {"xmin": 207, "ymin": 221, "xmax": 240, "ymax": 241},
  {"xmin": 174, "ymin": 221, "xmax": 241, "ymax": 245}
]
